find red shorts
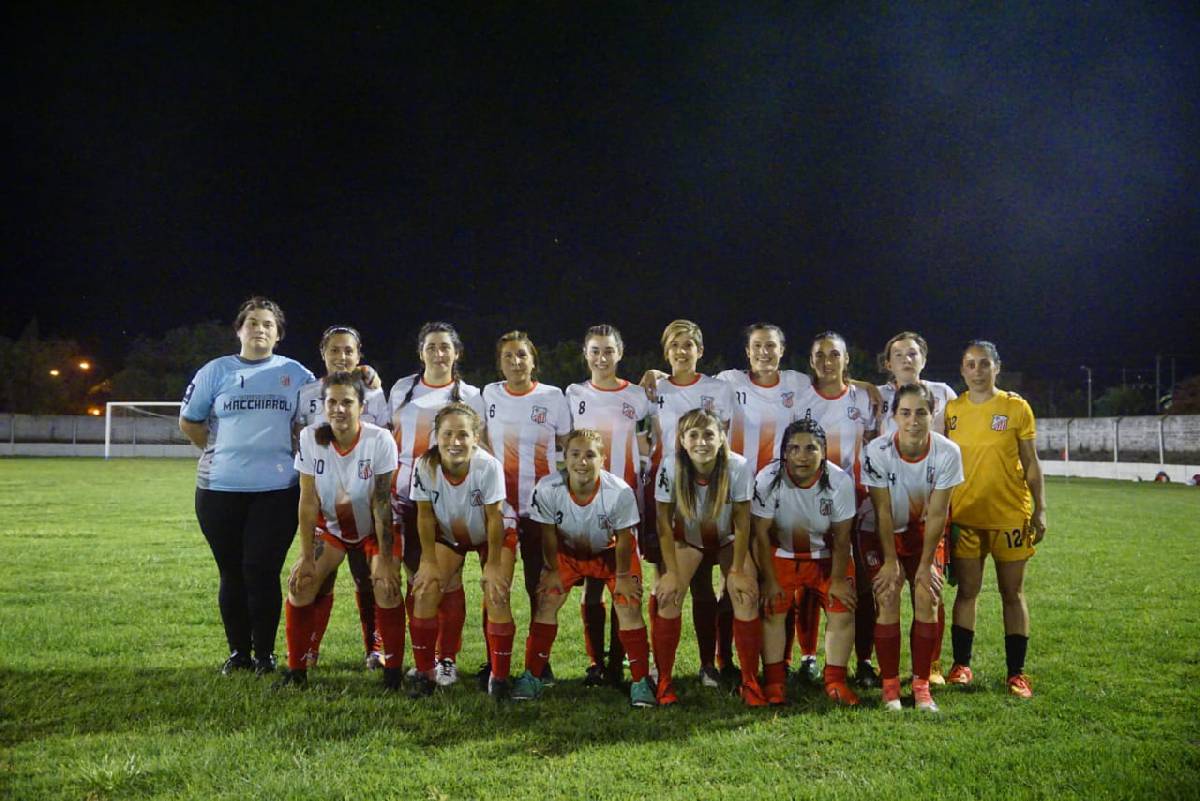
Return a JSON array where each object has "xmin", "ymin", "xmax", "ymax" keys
[
  {"xmin": 438, "ymin": 527, "xmax": 519, "ymax": 559},
  {"xmin": 770, "ymin": 556, "xmax": 855, "ymax": 614},
  {"xmin": 317, "ymin": 530, "xmax": 403, "ymax": 560},
  {"xmin": 857, "ymin": 528, "xmax": 947, "ymax": 581},
  {"xmin": 556, "ymin": 547, "xmax": 643, "ymax": 606}
]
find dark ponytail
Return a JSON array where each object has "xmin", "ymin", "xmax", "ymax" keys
[{"xmin": 770, "ymin": 411, "xmax": 831, "ymax": 494}]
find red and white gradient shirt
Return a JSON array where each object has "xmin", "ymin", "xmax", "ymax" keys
[
  {"xmin": 651, "ymin": 374, "xmax": 734, "ymax": 476},
  {"xmin": 297, "ymin": 382, "xmax": 388, "ymax": 428},
  {"xmin": 752, "ymin": 461, "xmax": 856, "ymax": 560},
  {"xmin": 715, "ymin": 369, "xmax": 812, "ymax": 473},
  {"xmin": 408, "ymin": 448, "xmax": 507, "ymax": 550},
  {"xmin": 861, "ymin": 432, "xmax": 964, "ymax": 557},
  {"xmin": 295, "ymin": 422, "xmax": 397, "ymax": 545},
  {"xmin": 877, "ymin": 380, "xmax": 957, "ymax": 438},
  {"xmin": 480, "ymin": 381, "xmax": 572, "ymax": 518},
  {"xmin": 386, "ymin": 374, "xmax": 485, "ymax": 505},
  {"xmin": 529, "ymin": 469, "xmax": 640, "ymax": 557},
  {"xmin": 654, "ymin": 450, "xmax": 754, "ymax": 550},
  {"xmin": 564, "ymin": 380, "xmax": 651, "ymax": 494},
  {"xmin": 798, "ymin": 382, "xmax": 877, "ymax": 529}
]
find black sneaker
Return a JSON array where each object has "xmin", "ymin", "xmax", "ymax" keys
[
  {"xmin": 382, "ymin": 667, "xmax": 404, "ymax": 691},
  {"xmin": 253, "ymin": 654, "xmax": 278, "ymax": 676},
  {"xmin": 855, "ymin": 660, "xmax": 880, "ymax": 689},
  {"xmin": 273, "ymin": 668, "xmax": 307, "ymax": 689},
  {"xmin": 583, "ymin": 664, "xmax": 606, "ymax": 687},
  {"xmin": 475, "ymin": 661, "xmax": 492, "ymax": 692},
  {"xmin": 487, "ymin": 675, "xmax": 511, "ymax": 701},
  {"xmin": 220, "ymin": 651, "xmax": 253, "ymax": 675},
  {"xmin": 539, "ymin": 662, "xmax": 556, "ymax": 687},
  {"xmin": 408, "ymin": 671, "xmax": 436, "ymax": 699}
]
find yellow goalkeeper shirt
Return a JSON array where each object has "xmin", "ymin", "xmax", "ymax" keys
[{"xmin": 945, "ymin": 390, "xmax": 1035, "ymax": 529}]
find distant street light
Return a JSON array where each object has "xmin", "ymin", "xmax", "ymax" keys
[
  {"xmin": 78, "ymin": 361, "xmax": 91, "ymax": 370},
  {"xmin": 48, "ymin": 368, "xmax": 61, "ymax": 377},
  {"xmin": 1081, "ymin": 365, "xmax": 1093, "ymax": 418}
]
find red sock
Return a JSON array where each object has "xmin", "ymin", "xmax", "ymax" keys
[
  {"xmin": 798, "ymin": 590, "xmax": 820, "ymax": 656},
  {"xmin": 302, "ymin": 592, "xmax": 333, "ymax": 663},
  {"xmin": 353, "ymin": 591, "xmax": 375, "ymax": 654},
  {"xmin": 824, "ymin": 663, "xmax": 847, "ymax": 686},
  {"xmin": 409, "ymin": 615, "xmax": 439, "ymax": 673},
  {"xmin": 375, "ymin": 603, "xmax": 406, "ymax": 669},
  {"xmin": 875, "ymin": 622, "xmax": 902, "ymax": 679},
  {"xmin": 618, "ymin": 626, "xmax": 651, "ymax": 681},
  {"xmin": 486, "ymin": 621, "xmax": 516, "ymax": 680},
  {"xmin": 284, "ymin": 599, "xmax": 316, "ymax": 670},
  {"xmin": 933, "ymin": 602, "xmax": 946, "ymax": 666},
  {"xmin": 436, "ymin": 587, "xmax": 466, "ymax": 662},
  {"xmin": 912, "ymin": 620, "xmax": 937, "ymax": 680},
  {"xmin": 764, "ymin": 660, "xmax": 786, "ymax": 687},
  {"xmin": 582, "ymin": 601, "xmax": 606, "ymax": 666},
  {"xmin": 652, "ymin": 613, "xmax": 682, "ymax": 683},
  {"xmin": 733, "ymin": 617, "xmax": 763, "ymax": 686},
  {"xmin": 524, "ymin": 621, "xmax": 558, "ymax": 677},
  {"xmin": 691, "ymin": 586, "xmax": 717, "ymax": 668}
]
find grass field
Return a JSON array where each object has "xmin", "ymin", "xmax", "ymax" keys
[{"xmin": 1, "ymin": 459, "xmax": 1198, "ymax": 800}]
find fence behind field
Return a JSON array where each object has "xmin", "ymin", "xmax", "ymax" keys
[{"xmin": 0, "ymin": 413, "xmax": 196, "ymax": 457}]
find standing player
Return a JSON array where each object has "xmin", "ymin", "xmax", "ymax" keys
[
  {"xmin": 753, "ymin": 416, "xmax": 859, "ymax": 706},
  {"xmin": 862, "ymin": 384, "xmax": 964, "ymax": 712},
  {"xmin": 945, "ymin": 341, "xmax": 1047, "ymax": 698},
  {"xmin": 480, "ymin": 331, "xmax": 572, "ymax": 683},
  {"xmin": 653, "ymin": 409, "xmax": 764, "ymax": 706},
  {"xmin": 295, "ymin": 325, "xmax": 390, "ymax": 671},
  {"xmin": 511, "ymin": 430, "xmax": 655, "ymax": 707},
  {"xmin": 180, "ymin": 296, "xmax": 315, "ymax": 675},
  {"xmin": 278, "ymin": 372, "xmax": 404, "ymax": 689},
  {"xmin": 565, "ymin": 324, "xmax": 651, "ymax": 687},
  {"xmin": 648, "ymin": 320, "xmax": 736, "ymax": 688},
  {"xmin": 388, "ymin": 322, "xmax": 485, "ymax": 687},
  {"xmin": 406, "ymin": 402, "xmax": 519, "ymax": 699},
  {"xmin": 875, "ymin": 330, "xmax": 958, "ymax": 683}
]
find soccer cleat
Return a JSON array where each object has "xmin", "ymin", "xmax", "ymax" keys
[
  {"xmin": 946, "ymin": 664, "xmax": 974, "ymax": 686},
  {"xmin": 475, "ymin": 662, "xmax": 492, "ymax": 692},
  {"xmin": 928, "ymin": 659, "xmax": 946, "ymax": 686},
  {"xmin": 407, "ymin": 672, "xmax": 436, "ymax": 699},
  {"xmin": 740, "ymin": 680, "xmax": 768, "ymax": 708},
  {"xmin": 583, "ymin": 664, "xmax": 606, "ymax": 687},
  {"xmin": 698, "ymin": 665, "xmax": 721, "ymax": 688},
  {"xmin": 881, "ymin": 677, "xmax": 902, "ymax": 711},
  {"xmin": 854, "ymin": 660, "xmax": 880, "ymax": 689},
  {"xmin": 657, "ymin": 677, "xmax": 679, "ymax": 706},
  {"xmin": 510, "ymin": 670, "xmax": 544, "ymax": 701},
  {"xmin": 629, "ymin": 677, "xmax": 658, "ymax": 708},
  {"xmin": 434, "ymin": 658, "xmax": 459, "ymax": 687},
  {"xmin": 487, "ymin": 675, "xmax": 511, "ymax": 702},
  {"xmin": 796, "ymin": 656, "xmax": 821, "ymax": 684},
  {"xmin": 764, "ymin": 682, "xmax": 787, "ymax": 706},
  {"xmin": 912, "ymin": 679, "xmax": 939, "ymax": 713},
  {"xmin": 382, "ymin": 667, "xmax": 404, "ymax": 691},
  {"xmin": 538, "ymin": 662, "xmax": 556, "ymax": 687},
  {"xmin": 272, "ymin": 668, "xmax": 307, "ymax": 690},
  {"xmin": 365, "ymin": 651, "xmax": 384, "ymax": 671},
  {"xmin": 1007, "ymin": 673, "xmax": 1034, "ymax": 699},
  {"xmin": 253, "ymin": 654, "xmax": 278, "ymax": 676},
  {"xmin": 824, "ymin": 681, "xmax": 861, "ymax": 706},
  {"xmin": 220, "ymin": 651, "xmax": 253, "ymax": 675}
]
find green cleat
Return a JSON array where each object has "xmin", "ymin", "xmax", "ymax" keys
[
  {"xmin": 510, "ymin": 670, "xmax": 544, "ymax": 701},
  {"xmin": 630, "ymin": 677, "xmax": 658, "ymax": 708}
]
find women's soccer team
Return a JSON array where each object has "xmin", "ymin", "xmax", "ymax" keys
[{"xmin": 182, "ymin": 296, "xmax": 1048, "ymax": 710}]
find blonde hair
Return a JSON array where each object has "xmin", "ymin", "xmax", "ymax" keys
[
  {"xmin": 660, "ymin": 319, "xmax": 704, "ymax": 360},
  {"xmin": 564, "ymin": 428, "xmax": 606, "ymax": 456},
  {"xmin": 673, "ymin": 408, "xmax": 731, "ymax": 524}
]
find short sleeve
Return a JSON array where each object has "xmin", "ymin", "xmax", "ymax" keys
[
  {"xmin": 751, "ymin": 467, "xmax": 777, "ymax": 519},
  {"xmin": 365, "ymin": 389, "xmax": 389, "ymax": 427},
  {"xmin": 374, "ymin": 429, "xmax": 399, "ymax": 475},
  {"xmin": 564, "ymin": 384, "xmax": 581, "ymax": 426},
  {"xmin": 409, "ymin": 461, "xmax": 432, "ymax": 502},
  {"xmin": 294, "ymin": 428, "xmax": 316, "ymax": 475},
  {"xmin": 731, "ymin": 457, "xmax": 754, "ymax": 503},
  {"xmin": 934, "ymin": 440, "xmax": 965, "ymax": 491},
  {"xmin": 181, "ymin": 360, "xmax": 218, "ymax": 422},
  {"xmin": 1015, "ymin": 397, "xmax": 1037, "ymax": 441},
  {"xmin": 716, "ymin": 382, "xmax": 735, "ymax": 425},
  {"xmin": 653, "ymin": 463, "xmax": 672, "ymax": 504},
  {"xmin": 482, "ymin": 457, "xmax": 507, "ymax": 505},
  {"xmin": 831, "ymin": 474, "xmax": 857, "ymax": 523},
  {"xmin": 528, "ymin": 479, "xmax": 557, "ymax": 524},
  {"xmin": 860, "ymin": 440, "xmax": 890, "ymax": 489},
  {"xmin": 465, "ymin": 390, "xmax": 487, "ymax": 420},
  {"xmin": 611, "ymin": 486, "xmax": 641, "ymax": 529},
  {"xmin": 552, "ymin": 389, "xmax": 572, "ymax": 436}
]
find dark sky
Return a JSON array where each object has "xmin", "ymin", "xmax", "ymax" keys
[{"xmin": 4, "ymin": 4, "xmax": 1198, "ymax": 383}]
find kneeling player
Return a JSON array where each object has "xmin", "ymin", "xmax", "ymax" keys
[
  {"xmin": 511, "ymin": 429, "xmax": 656, "ymax": 707},
  {"xmin": 279, "ymin": 372, "xmax": 405, "ymax": 689},
  {"xmin": 407, "ymin": 402, "xmax": 519, "ymax": 699}
]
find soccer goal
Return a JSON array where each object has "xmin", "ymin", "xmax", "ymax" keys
[{"xmin": 104, "ymin": 401, "xmax": 194, "ymax": 459}]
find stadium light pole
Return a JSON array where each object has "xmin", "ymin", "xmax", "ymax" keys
[{"xmin": 1081, "ymin": 365, "xmax": 1093, "ymax": 418}]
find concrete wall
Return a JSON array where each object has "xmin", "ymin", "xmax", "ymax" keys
[{"xmin": 1036, "ymin": 415, "xmax": 1200, "ymax": 464}]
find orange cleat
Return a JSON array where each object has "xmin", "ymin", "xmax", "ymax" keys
[
  {"xmin": 764, "ymin": 682, "xmax": 787, "ymax": 706},
  {"xmin": 740, "ymin": 680, "xmax": 768, "ymax": 708},
  {"xmin": 881, "ymin": 677, "xmax": 902, "ymax": 711},
  {"xmin": 912, "ymin": 678, "xmax": 939, "ymax": 713},
  {"xmin": 657, "ymin": 677, "xmax": 679, "ymax": 706},
  {"xmin": 1007, "ymin": 673, "xmax": 1033, "ymax": 699},
  {"xmin": 946, "ymin": 664, "xmax": 974, "ymax": 686},
  {"xmin": 824, "ymin": 681, "xmax": 860, "ymax": 706}
]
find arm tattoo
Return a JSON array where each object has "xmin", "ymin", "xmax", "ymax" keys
[{"xmin": 374, "ymin": 474, "xmax": 394, "ymax": 554}]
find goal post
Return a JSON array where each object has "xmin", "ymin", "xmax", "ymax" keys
[{"xmin": 104, "ymin": 401, "xmax": 190, "ymax": 459}]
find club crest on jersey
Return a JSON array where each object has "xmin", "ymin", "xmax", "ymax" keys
[
  {"xmin": 281, "ymin": 375, "xmax": 291, "ymax": 387},
  {"xmin": 781, "ymin": 392, "xmax": 795, "ymax": 409},
  {"xmin": 819, "ymin": 498, "xmax": 833, "ymax": 516},
  {"xmin": 847, "ymin": 406, "xmax": 861, "ymax": 421},
  {"xmin": 597, "ymin": 513, "xmax": 612, "ymax": 530},
  {"xmin": 621, "ymin": 402, "xmax": 636, "ymax": 420},
  {"xmin": 530, "ymin": 405, "xmax": 548, "ymax": 424},
  {"xmin": 991, "ymin": 414, "xmax": 1009, "ymax": 432},
  {"xmin": 470, "ymin": 489, "xmax": 484, "ymax": 507},
  {"xmin": 700, "ymin": 395, "xmax": 715, "ymax": 411},
  {"xmin": 357, "ymin": 459, "xmax": 373, "ymax": 480}
]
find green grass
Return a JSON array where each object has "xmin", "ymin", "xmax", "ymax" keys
[{"xmin": 1, "ymin": 459, "xmax": 1198, "ymax": 800}]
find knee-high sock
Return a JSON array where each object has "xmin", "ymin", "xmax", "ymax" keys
[
  {"xmin": 797, "ymin": 590, "xmax": 821, "ymax": 656},
  {"xmin": 875, "ymin": 622, "xmax": 902, "ymax": 680},
  {"xmin": 524, "ymin": 621, "xmax": 558, "ymax": 677},
  {"xmin": 307, "ymin": 593, "xmax": 334, "ymax": 661},
  {"xmin": 582, "ymin": 602, "xmax": 606, "ymax": 666},
  {"xmin": 353, "ymin": 591, "xmax": 377, "ymax": 655},
  {"xmin": 652, "ymin": 613, "xmax": 682, "ymax": 683},
  {"xmin": 486, "ymin": 621, "xmax": 516, "ymax": 680},
  {"xmin": 409, "ymin": 615, "xmax": 439, "ymax": 674},
  {"xmin": 855, "ymin": 589, "xmax": 876, "ymax": 663},
  {"xmin": 617, "ymin": 626, "xmax": 651, "ymax": 682},
  {"xmin": 607, "ymin": 604, "xmax": 626, "ymax": 673},
  {"xmin": 376, "ymin": 603, "xmax": 407, "ymax": 669},
  {"xmin": 284, "ymin": 599, "xmax": 316, "ymax": 671},
  {"xmin": 824, "ymin": 663, "xmax": 847, "ymax": 687},
  {"xmin": 733, "ymin": 617, "xmax": 763, "ymax": 687},
  {"xmin": 911, "ymin": 620, "xmax": 937, "ymax": 680},
  {"xmin": 691, "ymin": 577, "xmax": 717, "ymax": 668},
  {"xmin": 715, "ymin": 593, "xmax": 734, "ymax": 669},
  {"xmin": 436, "ymin": 587, "xmax": 466, "ymax": 662},
  {"xmin": 764, "ymin": 660, "xmax": 786, "ymax": 688}
]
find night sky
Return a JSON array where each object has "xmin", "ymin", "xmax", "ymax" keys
[{"xmin": 4, "ymin": 4, "xmax": 1198, "ymax": 383}]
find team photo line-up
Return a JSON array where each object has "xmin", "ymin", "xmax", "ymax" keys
[{"xmin": 179, "ymin": 295, "xmax": 1048, "ymax": 710}]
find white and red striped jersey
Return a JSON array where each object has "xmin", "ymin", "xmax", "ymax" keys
[
  {"xmin": 716, "ymin": 369, "xmax": 812, "ymax": 473},
  {"xmin": 295, "ymin": 422, "xmax": 397, "ymax": 545},
  {"xmin": 861, "ymin": 432, "xmax": 964, "ymax": 556},
  {"xmin": 480, "ymin": 381, "xmax": 572, "ymax": 517},
  {"xmin": 296, "ymin": 382, "xmax": 388, "ymax": 428},
  {"xmin": 752, "ymin": 461, "xmax": 856, "ymax": 560},
  {"xmin": 797, "ymin": 382, "xmax": 877, "ymax": 529},
  {"xmin": 386, "ymin": 374, "xmax": 485, "ymax": 504},
  {"xmin": 529, "ymin": 469, "xmax": 640, "ymax": 556},
  {"xmin": 654, "ymin": 450, "xmax": 754, "ymax": 550},
  {"xmin": 877, "ymin": 380, "xmax": 957, "ymax": 438},
  {"xmin": 650, "ymin": 374, "xmax": 734, "ymax": 475},
  {"xmin": 408, "ymin": 448, "xmax": 507, "ymax": 550},
  {"xmin": 564, "ymin": 380, "xmax": 650, "ymax": 493}
]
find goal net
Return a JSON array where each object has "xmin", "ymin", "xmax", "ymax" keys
[{"xmin": 104, "ymin": 401, "xmax": 195, "ymax": 458}]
